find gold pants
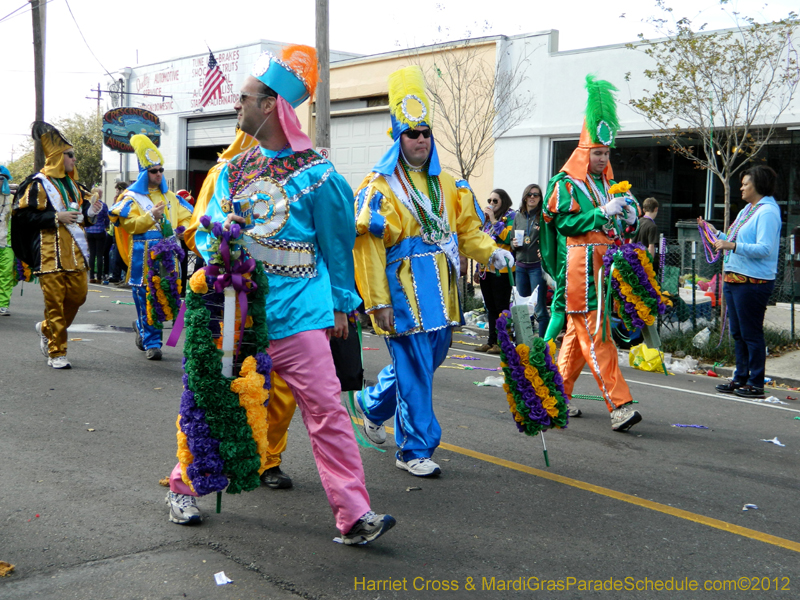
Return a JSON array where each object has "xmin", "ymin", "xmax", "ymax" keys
[
  {"xmin": 262, "ymin": 372, "xmax": 298, "ymax": 471},
  {"xmin": 38, "ymin": 270, "xmax": 88, "ymax": 358},
  {"xmin": 558, "ymin": 310, "xmax": 633, "ymax": 412}
]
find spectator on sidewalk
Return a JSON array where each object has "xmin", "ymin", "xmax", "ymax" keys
[
  {"xmin": 634, "ymin": 197, "xmax": 659, "ymax": 258},
  {"xmin": 512, "ymin": 183, "xmax": 550, "ymax": 337},
  {"xmin": 701, "ymin": 165, "xmax": 782, "ymax": 400}
]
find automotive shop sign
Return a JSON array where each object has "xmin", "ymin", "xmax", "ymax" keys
[{"xmin": 102, "ymin": 108, "xmax": 161, "ymax": 153}]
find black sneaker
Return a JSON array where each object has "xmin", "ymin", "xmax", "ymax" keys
[
  {"xmin": 133, "ymin": 321, "xmax": 144, "ymax": 351},
  {"xmin": 260, "ymin": 466, "xmax": 293, "ymax": 489},
  {"xmin": 734, "ymin": 385, "xmax": 766, "ymax": 399},
  {"xmin": 146, "ymin": 348, "xmax": 162, "ymax": 360},
  {"xmin": 341, "ymin": 511, "xmax": 396, "ymax": 545},
  {"xmin": 716, "ymin": 381, "xmax": 744, "ymax": 394}
]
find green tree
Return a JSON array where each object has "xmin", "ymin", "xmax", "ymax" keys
[
  {"xmin": 626, "ymin": 0, "xmax": 799, "ymax": 230},
  {"xmin": 6, "ymin": 111, "xmax": 103, "ymax": 187}
]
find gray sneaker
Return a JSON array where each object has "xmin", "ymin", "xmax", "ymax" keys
[
  {"xmin": 611, "ymin": 404, "xmax": 642, "ymax": 432},
  {"xmin": 35, "ymin": 321, "xmax": 49, "ymax": 357},
  {"xmin": 0, "ymin": 306, "xmax": 9, "ymax": 316},
  {"xmin": 165, "ymin": 491, "xmax": 201, "ymax": 525},
  {"xmin": 341, "ymin": 511, "xmax": 396, "ymax": 545},
  {"xmin": 48, "ymin": 355, "xmax": 71, "ymax": 369},
  {"xmin": 133, "ymin": 321, "xmax": 144, "ymax": 351},
  {"xmin": 355, "ymin": 392, "xmax": 386, "ymax": 445},
  {"xmin": 568, "ymin": 406, "xmax": 582, "ymax": 418},
  {"xmin": 146, "ymin": 347, "xmax": 162, "ymax": 360}
]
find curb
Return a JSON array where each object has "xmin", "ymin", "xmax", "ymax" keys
[{"xmin": 697, "ymin": 362, "xmax": 800, "ymax": 390}]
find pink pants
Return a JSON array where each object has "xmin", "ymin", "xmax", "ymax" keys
[{"xmin": 171, "ymin": 329, "xmax": 371, "ymax": 533}]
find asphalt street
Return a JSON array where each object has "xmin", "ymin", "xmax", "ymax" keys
[{"xmin": 1, "ymin": 283, "xmax": 799, "ymax": 600}]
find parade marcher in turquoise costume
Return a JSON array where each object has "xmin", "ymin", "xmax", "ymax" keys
[
  {"xmin": 110, "ymin": 136, "xmax": 193, "ymax": 360},
  {"xmin": 184, "ymin": 44, "xmax": 395, "ymax": 545},
  {"xmin": 0, "ymin": 166, "xmax": 14, "ymax": 316},
  {"xmin": 352, "ymin": 66, "xmax": 512, "ymax": 477}
]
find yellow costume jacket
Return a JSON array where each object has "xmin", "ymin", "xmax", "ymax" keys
[
  {"xmin": 354, "ymin": 170, "xmax": 497, "ymax": 336},
  {"xmin": 109, "ymin": 189, "xmax": 192, "ymax": 286}
]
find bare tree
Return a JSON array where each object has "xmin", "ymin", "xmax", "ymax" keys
[
  {"xmin": 412, "ymin": 38, "xmax": 536, "ymax": 181},
  {"xmin": 626, "ymin": 0, "xmax": 799, "ymax": 230}
]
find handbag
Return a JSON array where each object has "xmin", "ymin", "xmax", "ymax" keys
[{"xmin": 329, "ymin": 321, "xmax": 364, "ymax": 392}]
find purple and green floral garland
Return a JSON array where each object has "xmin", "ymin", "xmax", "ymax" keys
[
  {"xmin": 603, "ymin": 242, "xmax": 671, "ymax": 332},
  {"xmin": 176, "ymin": 218, "xmax": 271, "ymax": 496},
  {"xmin": 145, "ymin": 230, "xmax": 185, "ymax": 328},
  {"xmin": 497, "ymin": 310, "xmax": 569, "ymax": 436}
]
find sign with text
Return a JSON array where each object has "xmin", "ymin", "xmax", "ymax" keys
[{"xmin": 102, "ymin": 108, "xmax": 161, "ymax": 153}]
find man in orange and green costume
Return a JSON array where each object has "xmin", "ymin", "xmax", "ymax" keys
[{"xmin": 540, "ymin": 76, "xmax": 642, "ymax": 432}]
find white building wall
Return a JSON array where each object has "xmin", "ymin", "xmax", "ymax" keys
[{"xmin": 494, "ymin": 29, "xmax": 800, "ymax": 198}]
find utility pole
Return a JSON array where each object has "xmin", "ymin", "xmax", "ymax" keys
[
  {"xmin": 315, "ymin": 0, "xmax": 330, "ymax": 150},
  {"xmin": 31, "ymin": 0, "xmax": 47, "ymax": 171}
]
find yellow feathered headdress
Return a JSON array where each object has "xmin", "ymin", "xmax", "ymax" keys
[
  {"xmin": 387, "ymin": 65, "xmax": 432, "ymax": 137},
  {"xmin": 131, "ymin": 134, "xmax": 164, "ymax": 170}
]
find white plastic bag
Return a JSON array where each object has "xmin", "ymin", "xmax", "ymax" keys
[
  {"xmin": 692, "ymin": 327, "xmax": 710, "ymax": 349},
  {"xmin": 477, "ymin": 376, "xmax": 505, "ymax": 387},
  {"xmin": 512, "ymin": 287, "xmax": 538, "ymax": 317}
]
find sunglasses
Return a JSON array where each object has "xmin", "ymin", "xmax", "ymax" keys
[
  {"xmin": 238, "ymin": 92, "xmax": 270, "ymax": 104},
  {"xmin": 527, "ymin": 192, "xmax": 541, "ymax": 198},
  {"xmin": 148, "ymin": 167, "xmax": 165, "ymax": 174},
  {"xmin": 64, "ymin": 151, "xmax": 75, "ymax": 159},
  {"xmin": 404, "ymin": 129, "xmax": 432, "ymax": 140},
  {"xmin": 488, "ymin": 198, "xmax": 500, "ymax": 204}
]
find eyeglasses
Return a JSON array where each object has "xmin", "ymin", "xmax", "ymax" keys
[
  {"xmin": 148, "ymin": 167, "xmax": 165, "ymax": 174},
  {"xmin": 403, "ymin": 129, "xmax": 432, "ymax": 140},
  {"xmin": 64, "ymin": 151, "xmax": 75, "ymax": 159},
  {"xmin": 527, "ymin": 192, "xmax": 541, "ymax": 198},
  {"xmin": 238, "ymin": 92, "xmax": 270, "ymax": 104}
]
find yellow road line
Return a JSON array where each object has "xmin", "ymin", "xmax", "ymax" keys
[
  {"xmin": 437, "ymin": 438, "xmax": 800, "ymax": 554},
  {"xmin": 364, "ymin": 421, "xmax": 799, "ymax": 552}
]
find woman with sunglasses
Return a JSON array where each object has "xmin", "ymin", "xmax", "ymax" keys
[
  {"xmin": 476, "ymin": 189, "xmax": 515, "ymax": 354},
  {"xmin": 511, "ymin": 184, "xmax": 550, "ymax": 337}
]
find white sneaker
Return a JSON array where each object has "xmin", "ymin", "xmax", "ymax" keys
[
  {"xmin": 611, "ymin": 404, "xmax": 642, "ymax": 432},
  {"xmin": 165, "ymin": 491, "xmax": 202, "ymax": 525},
  {"xmin": 48, "ymin": 355, "xmax": 71, "ymax": 369},
  {"xmin": 35, "ymin": 321, "xmax": 49, "ymax": 357},
  {"xmin": 396, "ymin": 457, "xmax": 441, "ymax": 477},
  {"xmin": 341, "ymin": 510, "xmax": 396, "ymax": 545},
  {"xmin": 0, "ymin": 306, "xmax": 9, "ymax": 316},
  {"xmin": 355, "ymin": 392, "xmax": 386, "ymax": 445}
]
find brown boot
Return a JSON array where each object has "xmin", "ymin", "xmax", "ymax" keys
[
  {"xmin": 487, "ymin": 344, "xmax": 502, "ymax": 355},
  {"xmin": 476, "ymin": 344, "xmax": 491, "ymax": 352}
]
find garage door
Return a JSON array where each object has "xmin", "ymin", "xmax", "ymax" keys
[
  {"xmin": 330, "ymin": 112, "xmax": 392, "ymax": 190},
  {"xmin": 187, "ymin": 115, "xmax": 238, "ymax": 148}
]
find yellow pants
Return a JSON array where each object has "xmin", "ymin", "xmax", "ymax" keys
[
  {"xmin": 558, "ymin": 310, "xmax": 633, "ymax": 412},
  {"xmin": 262, "ymin": 372, "xmax": 298, "ymax": 471},
  {"xmin": 38, "ymin": 270, "xmax": 88, "ymax": 358}
]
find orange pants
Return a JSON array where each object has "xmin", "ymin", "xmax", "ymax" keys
[
  {"xmin": 558, "ymin": 311, "xmax": 633, "ymax": 412},
  {"xmin": 39, "ymin": 270, "xmax": 88, "ymax": 358}
]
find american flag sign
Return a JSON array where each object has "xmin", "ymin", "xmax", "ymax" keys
[{"xmin": 200, "ymin": 51, "xmax": 226, "ymax": 107}]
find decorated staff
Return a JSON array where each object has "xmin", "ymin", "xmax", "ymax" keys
[
  {"xmin": 540, "ymin": 75, "xmax": 645, "ymax": 432},
  {"xmin": 110, "ymin": 135, "xmax": 193, "ymax": 360}
]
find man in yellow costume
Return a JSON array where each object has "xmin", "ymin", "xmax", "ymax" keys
[
  {"xmin": 181, "ymin": 127, "xmax": 296, "ymax": 491},
  {"xmin": 110, "ymin": 135, "xmax": 192, "ymax": 360},
  {"xmin": 12, "ymin": 122, "xmax": 103, "ymax": 369},
  {"xmin": 353, "ymin": 66, "xmax": 512, "ymax": 477}
]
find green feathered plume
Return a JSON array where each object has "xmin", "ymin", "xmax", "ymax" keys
[{"xmin": 585, "ymin": 75, "xmax": 620, "ymax": 147}]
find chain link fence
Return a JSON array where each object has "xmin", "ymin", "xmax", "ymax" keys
[{"xmin": 459, "ymin": 233, "xmax": 799, "ymax": 342}]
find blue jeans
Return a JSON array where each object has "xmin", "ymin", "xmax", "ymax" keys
[
  {"xmin": 723, "ymin": 279, "xmax": 774, "ymax": 389},
  {"xmin": 515, "ymin": 262, "xmax": 550, "ymax": 337}
]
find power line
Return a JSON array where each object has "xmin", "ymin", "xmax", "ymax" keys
[
  {"xmin": 0, "ymin": 0, "xmax": 56, "ymax": 25},
  {"xmin": 0, "ymin": 2, "xmax": 28, "ymax": 24},
  {"xmin": 63, "ymin": 0, "xmax": 115, "ymax": 80}
]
